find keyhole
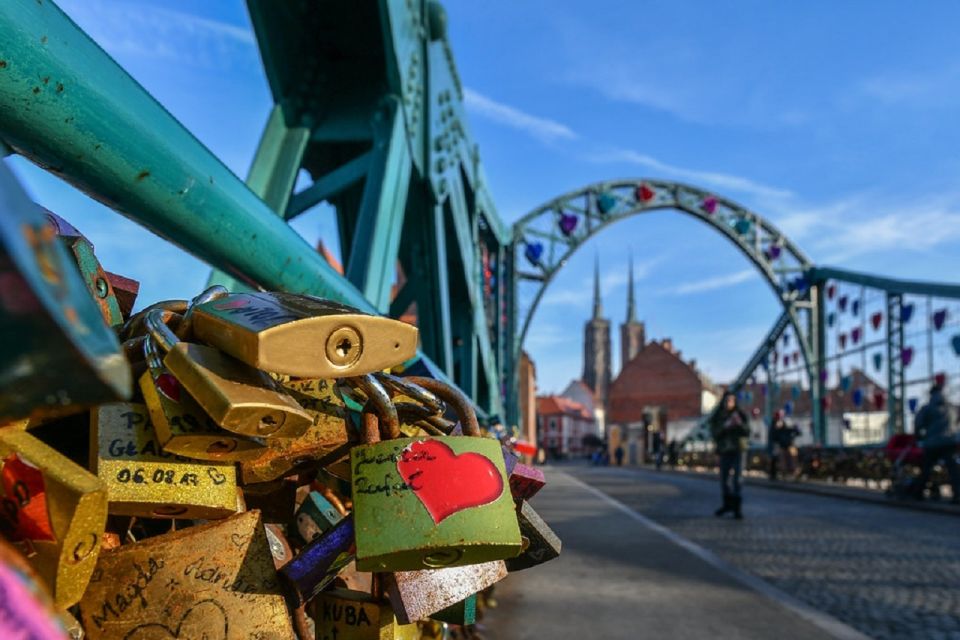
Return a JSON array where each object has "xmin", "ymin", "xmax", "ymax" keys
[{"xmin": 336, "ymin": 337, "xmax": 353, "ymax": 357}]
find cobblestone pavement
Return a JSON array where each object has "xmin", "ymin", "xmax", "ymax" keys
[{"xmin": 565, "ymin": 464, "xmax": 960, "ymax": 640}]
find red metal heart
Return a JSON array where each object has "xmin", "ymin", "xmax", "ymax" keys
[
  {"xmin": 871, "ymin": 312, "xmax": 883, "ymax": 330},
  {"xmin": 636, "ymin": 183, "xmax": 655, "ymax": 202},
  {"xmin": 396, "ymin": 439, "xmax": 504, "ymax": 524}
]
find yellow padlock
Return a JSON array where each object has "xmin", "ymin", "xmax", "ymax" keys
[
  {"xmin": 78, "ymin": 510, "xmax": 293, "ymax": 639},
  {"xmin": 0, "ymin": 429, "xmax": 107, "ymax": 608},
  {"xmin": 90, "ymin": 403, "xmax": 238, "ymax": 519},
  {"xmin": 143, "ymin": 309, "xmax": 312, "ymax": 439},
  {"xmin": 140, "ymin": 332, "xmax": 268, "ymax": 462},
  {"xmin": 239, "ymin": 378, "xmax": 354, "ymax": 484}
]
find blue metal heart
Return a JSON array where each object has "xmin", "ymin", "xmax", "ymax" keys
[{"xmin": 524, "ymin": 242, "xmax": 543, "ymax": 266}]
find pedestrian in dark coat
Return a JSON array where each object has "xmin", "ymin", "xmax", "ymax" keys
[
  {"xmin": 914, "ymin": 384, "xmax": 960, "ymax": 503},
  {"xmin": 710, "ymin": 392, "xmax": 750, "ymax": 518}
]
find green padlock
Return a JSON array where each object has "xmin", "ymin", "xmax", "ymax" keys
[{"xmin": 350, "ymin": 375, "xmax": 522, "ymax": 571}]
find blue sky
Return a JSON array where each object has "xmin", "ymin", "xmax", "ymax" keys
[{"xmin": 9, "ymin": 0, "xmax": 960, "ymax": 395}]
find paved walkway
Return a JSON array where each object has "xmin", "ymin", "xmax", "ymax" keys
[
  {"xmin": 485, "ymin": 465, "xmax": 960, "ymax": 640},
  {"xmin": 484, "ymin": 467, "xmax": 866, "ymax": 640}
]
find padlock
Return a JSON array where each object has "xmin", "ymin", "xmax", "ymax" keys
[
  {"xmin": 143, "ymin": 309, "xmax": 312, "ymax": 438},
  {"xmin": 0, "ymin": 535, "xmax": 71, "ymax": 638},
  {"xmin": 310, "ymin": 588, "xmax": 420, "ymax": 640},
  {"xmin": 187, "ymin": 291, "xmax": 419, "ymax": 377},
  {"xmin": 350, "ymin": 375, "xmax": 522, "ymax": 571},
  {"xmin": 239, "ymin": 377, "xmax": 354, "ymax": 484},
  {"xmin": 280, "ymin": 513, "xmax": 356, "ymax": 605},
  {"xmin": 0, "ymin": 428, "xmax": 107, "ymax": 608},
  {"xmin": 296, "ymin": 490, "xmax": 344, "ymax": 543},
  {"xmin": 78, "ymin": 510, "xmax": 294, "ymax": 639},
  {"xmin": 140, "ymin": 328, "xmax": 268, "ymax": 462},
  {"xmin": 89, "ymin": 402, "xmax": 238, "ymax": 519},
  {"xmin": 509, "ymin": 462, "xmax": 545, "ymax": 502},
  {"xmin": 506, "ymin": 500, "xmax": 561, "ymax": 571},
  {"xmin": 0, "ymin": 163, "xmax": 129, "ymax": 420},
  {"xmin": 43, "ymin": 209, "xmax": 123, "ymax": 328},
  {"xmin": 385, "ymin": 560, "xmax": 507, "ymax": 624}
]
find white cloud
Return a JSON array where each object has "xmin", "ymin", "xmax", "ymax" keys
[
  {"xmin": 463, "ymin": 88, "xmax": 579, "ymax": 143},
  {"xmin": 57, "ymin": 0, "xmax": 256, "ymax": 69},
  {"xmin": 671, "ymin": 269, "xmax": 756, "ymax": 295},
  {"xmin": 590, "ymin": 148, "xmax": 793, "ymax": 201},
  {"xmin": 765, "ymin": 192, "xmax": 960, "ymax": 264}
]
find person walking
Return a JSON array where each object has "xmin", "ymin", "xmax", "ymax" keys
[
  {"xmin": 914, "ymin": 383, "xmax": 960, "ymax": 504},
  {"xmin": 711, "ymin": 392, "xmax": 750, "ymax": 519},
  {"xmin": 614, "ymin": 445, "xmax": 625, "ymax": 467},
  {"xmin": 769, "ymin": 410, "xmax": 801, "ymax": 481}
]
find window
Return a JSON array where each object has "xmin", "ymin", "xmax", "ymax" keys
[{"xmin": 549, "ymin": 418, "xmax": 558, "ymax": 431}]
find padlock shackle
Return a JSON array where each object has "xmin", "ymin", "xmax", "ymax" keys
[
  {"xmin": 121, "ymin": 299, "xmax": 187, "ymax": 340},
  {"xmin": 176, "ymin": 284, "xmax": 230, "ymax": 340},
  {"xmin": 374, "ymin": 372, "xmax": 445, "ymax": 416},
  {"xmin": 143, "ymin": 309, "xmax": 181, "ymax": 353},
  {"xmin": 403, "ymin": 376, "xmax": 480, "ymax": 436},
  {"xmin": 348, "ymin": 374, "xmax": 400, "ymax": 440}
]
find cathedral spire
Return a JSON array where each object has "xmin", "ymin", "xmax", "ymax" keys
[
  {"xmin": 592, "ymin": 255, "xmax": 603, "ymax": 319},
  {"xmin": 626, "ymin": 253, "xmax": 637, "ymax": 323}
]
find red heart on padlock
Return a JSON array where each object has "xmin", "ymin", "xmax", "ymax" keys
[{"xmin": 396, "ymin": 439, "xmax": 504, "ymax": 524}]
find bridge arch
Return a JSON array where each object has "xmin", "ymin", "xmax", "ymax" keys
[{"xmin": 509, "ymin": 178, "xmax": 822, "ymax": 428}]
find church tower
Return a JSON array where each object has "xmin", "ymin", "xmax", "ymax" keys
[
  {"xmin": 582, "ymin": 257, "xmax": 612, "ymax": 409},
  {"xmin": 620, "ymin": 254, "xmax": 646, "ymax": 371}
]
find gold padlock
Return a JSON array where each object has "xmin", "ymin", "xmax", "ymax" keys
[
  {"xmin": 310, "ymin": 588, "xmax": 419, "ymax": 640},
  {"xmin": 143, "ymin": 309, "xmax": 313, "ymax": 438},
  {"xmin": 78, "ymin": 510, "xmax": 294, "ymax": 639},
  {"xmin": 89, "ymin": 403, "xmax": 238, "ymax": 519},
  {"xmin": 188, "ymin": 291, "xmax": 419, "ymax": 377},
  {"xmin": 239, "ymin": 378, "xmax": 354, "ymax": 484},
  {"xmin": 0, "ymin": 429, "xmax": 107, "ymax": 608},
  {"xmin": 140, "ymin": 332, "xmax": 268, "ymax": 462}
]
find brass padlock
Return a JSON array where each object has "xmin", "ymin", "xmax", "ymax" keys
[
  {"xmin": 90, "ymin": 403, "xmax": 238, "ymax": 519},
  {"xmin": 0, "ymin": 535, "xmax": 71, "ymax": 638},
  {"xmin": 385, "ymin": 560, "xmax": 507, "ymax": 624},
  {"xmin": 310, "ymin": 588, "xmax": 419, "ymax": 640},
  {"xmin": 188, "ymin": 291, "xmax": 419, "ymax": 377},
  {"xmin": 78, "ymin": 510, "xmax": 294, "ymax": 639},
  {"xmin": 506, "ymin": 501, "xmax": 561, "ymax": 572},
  {"xmin": 140, "ymin": 331, "xmax": 268, "ymax": 462},
  {"xmin": 239, "ymin": 378, "xmax": 354, "ymax": 484},
  {"xmin": 0, "ymin": 429, "xmax": 107, "ymax": 608},
  {"xmin": 143, "ymin": 309, "xmax": 312, "ymax": 438}
]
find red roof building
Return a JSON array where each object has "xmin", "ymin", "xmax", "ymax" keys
[{"xmin": 536, "ymin": 395, "xmax": 597, "ymax": 458}]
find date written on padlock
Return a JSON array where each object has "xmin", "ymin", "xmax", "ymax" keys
[
  {"xmin": 0, "ymin": 429, "xmax": 108, "ymax": 609},
  {"xmin": 189, "ymin": 292, "xmax": 419, "ymax": 378},
  {"xmin": 79, "ymin": 510, "xmax": 293, "ymax": 640},
  {"xmin": 90, "ymin": 403, "xmax": 238, "ymax": 519}
]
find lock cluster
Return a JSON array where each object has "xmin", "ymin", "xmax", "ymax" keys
[{"xmin": 0, "ymin": 204, "xmax": 560, "ymax": 640}]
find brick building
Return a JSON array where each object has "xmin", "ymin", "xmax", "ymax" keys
[
  {"xmin": 536, "ymin": 395, "xmax": 597, "ymax": 458},
  {"xmin": 607, "ymin": 339, "xmax": 719, "ymax": 459}
]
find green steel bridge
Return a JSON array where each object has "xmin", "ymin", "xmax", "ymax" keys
[{"xmin": 2, "ymin": 1, "xmax": 959, "ymax": 443}]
